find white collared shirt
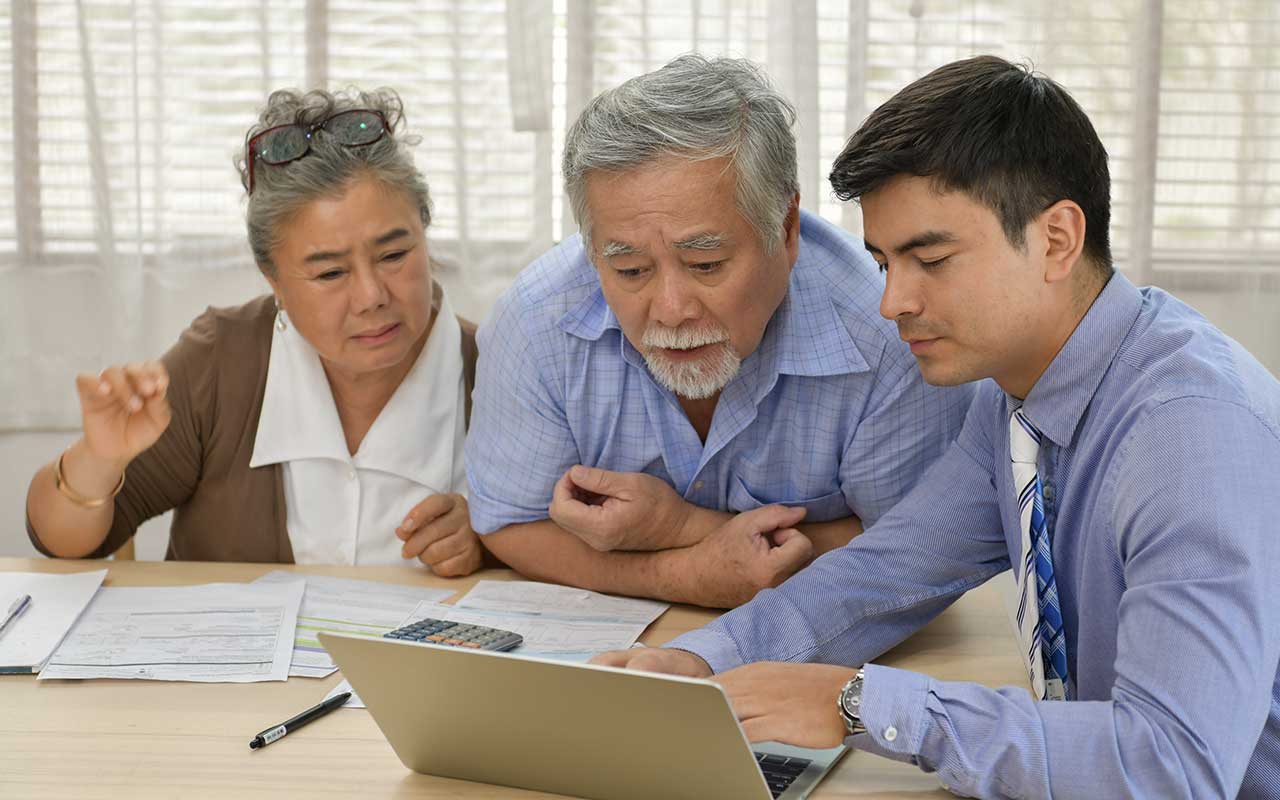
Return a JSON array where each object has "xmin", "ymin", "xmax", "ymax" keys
[{"xmin": 249, "ymin": 290, "xmax": 467, "ymax": 566}]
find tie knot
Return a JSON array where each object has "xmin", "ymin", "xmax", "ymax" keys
[{"xmin": 1009, "ymin": 409, "xmax": 1042, "ymax": 464}]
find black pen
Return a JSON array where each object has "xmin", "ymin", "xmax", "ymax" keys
[{"xmin": 249, "ymin": 692, "xmax": 351, "ymax": 750}]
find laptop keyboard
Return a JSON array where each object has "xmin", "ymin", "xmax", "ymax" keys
[{"xmin": 754, "ymin": 752, "xmax": 812, "ymax": 798}]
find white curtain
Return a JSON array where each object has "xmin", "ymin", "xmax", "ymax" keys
[{"xmin": 2, "ymin": 0, "xmax": 1277, "ymax": 431}]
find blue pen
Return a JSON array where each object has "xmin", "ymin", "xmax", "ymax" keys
[{"xmin": 0, "ymin": 594, "xmax": 32, "ymax": 638}]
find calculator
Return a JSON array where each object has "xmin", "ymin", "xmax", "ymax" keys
[{"xmin": 383, "ymin": 617, "xmax": 524, "ymax": 652}]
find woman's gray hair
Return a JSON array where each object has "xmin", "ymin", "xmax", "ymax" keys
[
  {"xmin": 562, "ymin": 54, "xmax": 798, "ymax": 255},
  {"xmin": 235, "ymin": 86, "xmax": 431, "ymax": 277}
]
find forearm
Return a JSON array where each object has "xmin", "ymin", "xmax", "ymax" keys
[
  {"xmin": 26, "ymin": 439, "xmax": 122, "ymax": 558},
  {"xmin": 799, "ymin": 515, "xmax": 862, "ymax": 555},
  {"xmin": 859, "ymin": 665, "xmax": 1258, "ymax": 799},
  {"xmin": 483, "ymin": 520, "xmax": 719, "ymax": 606}
]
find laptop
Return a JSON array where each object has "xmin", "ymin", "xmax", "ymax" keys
[{"xmin": 319, "ymin": 631, "xmax": 847, "ymax": 800}]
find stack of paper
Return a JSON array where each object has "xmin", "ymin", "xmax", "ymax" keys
[
  {"xmin": 39, "ymin": 580, "xmax": 304, "ymax": 683},
  {"xmin": 0, "ymin": 569, "xmax": 106, "ymax": 674}
]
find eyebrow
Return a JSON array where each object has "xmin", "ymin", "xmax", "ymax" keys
[
  {"xmin": 303, "ymin": 228, "xmax": 412, "ymax": 264},
  {"xmin": 863, "ymin": 230, "xmax": 959, "ymax": 256},
  {"xmin": 674, "ymin": 233, "xmax": 728, "ymax": 251},
  {"xmin": 600, "ymin": 240, "xmax": 642, "ymax": 258},
  {"xmin": 599, "ymin": 233, "xmax": 729, "ymax": 259}
]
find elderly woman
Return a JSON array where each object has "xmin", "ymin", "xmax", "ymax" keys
[{"xmin": 25, "ymin": 87, "xmax": 487, "ymax": 576}]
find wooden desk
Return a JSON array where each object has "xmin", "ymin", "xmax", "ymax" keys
[{"xmin": 0, "ymin": 558, "xmax": 1026, "ymax": 799}]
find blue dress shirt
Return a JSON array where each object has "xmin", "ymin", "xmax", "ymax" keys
[
  {"xmin": 668, "ymin": 272, "xmax": 1280, "ymax": 798},
  {"xmin": 465, "ymin": 210, "xmax": 974, "ymax": 535}
]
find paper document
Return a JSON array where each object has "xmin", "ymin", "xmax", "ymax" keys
[
  {"xmin": 455, "ymin": 580, "xmax": 668, "ymax": 624},
  {"xmin": 254, "ymin": 571, "xmax": 455, "ymax": 677},
  {"xmin": 328, "ymin": 583, "xmax": 669, "ymax": 709},
  {"xmin": 40, "ymin": 580, "xmax": 304, "ymax": 682},
  {"xmin": 0, "ymin": 569, "xmax": 106, "ymax": 674}
]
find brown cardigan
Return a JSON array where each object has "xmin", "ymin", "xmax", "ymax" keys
[{"xmin": 28, "ymin": 294, "xmax": 478, "ymax": 562}]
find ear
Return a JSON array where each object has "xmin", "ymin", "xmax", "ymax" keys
[
  {"xmin": 263, "ymin": 274, "xmax": 282, "ymax": 305},
  {"xmin": 781, "ymin": 192, "xmax": 802, "ymax": 266},
  {"xmin": 1038, "ymin": 199, "xmax": 1086, "ymax": 285}
]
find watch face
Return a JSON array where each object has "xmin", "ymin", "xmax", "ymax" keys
[{"xmin": 841, "ymin": 678, "xmax": 863, "ymax": 719}]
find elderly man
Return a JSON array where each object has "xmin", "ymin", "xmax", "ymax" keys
[
  {"xmin": 465, "ymin": 55, "xmax": 973, "ymax": 608},
  {"xmin": 595, "ymin": 56, "xmax": 1280, "ymax": 798}
]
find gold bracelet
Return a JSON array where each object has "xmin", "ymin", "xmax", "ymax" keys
[{"xmin": 53, "ymin": 450, "xmax": 125, "ymax": 509}]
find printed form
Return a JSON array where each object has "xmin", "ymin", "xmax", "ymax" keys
[
  {"xmin": 254, "ymin": 571, "xmax": 455, "ymax": 678},
  {"xmin": 39, "ymin": 580, "xmax": 304, "ymax": 682}
]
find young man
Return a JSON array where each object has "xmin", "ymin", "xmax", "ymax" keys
[
  {"xmin": 594, "ymin": 56, "xmax": 1280, "ymax": 797},
  {"xmin": 465, "ymin": 55, "xmax": 972, "ymax": 608}
]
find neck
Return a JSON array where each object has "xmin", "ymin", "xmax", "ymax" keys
[
  {"xmin": 998, "ymin": 276, "xmax": 1106, "ymax": 400},
  {"xmin": 677, "ymin": 393, "xmax": 720, "ymax": 444}
]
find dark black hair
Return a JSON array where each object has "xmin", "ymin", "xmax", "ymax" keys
[{"xmin": 830, "ymin": 55, "xmax": 1113, "ymax": 276}]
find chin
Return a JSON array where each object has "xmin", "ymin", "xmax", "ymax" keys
[{"xmin": 916, "ymin": 361, "xmax": 978, "ymax": 387}]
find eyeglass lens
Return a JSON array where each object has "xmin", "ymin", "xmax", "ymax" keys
[
  {"xmin": 324, "ymin": 110, "xmax": 384, "ymax": 146},
  {"xmin": 256, "ymin": 110, "xmax": 385, "ymax": 166}
]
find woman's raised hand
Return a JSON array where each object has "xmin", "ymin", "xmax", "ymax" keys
[{"xmin": 74, "ymin": 360, "xmax": 172, "ymax": 468}]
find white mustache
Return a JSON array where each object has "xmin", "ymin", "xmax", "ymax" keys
[{"xmin": 641, "ymin": 324, "xmax": 729, "ymax": 351}]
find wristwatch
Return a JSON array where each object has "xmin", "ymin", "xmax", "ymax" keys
[{"xmin": 837, "ymin": 668, "xmax": 867, "ymax": 736}]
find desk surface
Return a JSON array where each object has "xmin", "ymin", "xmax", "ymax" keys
[{"xmin": 0, "ymin": 558, "xmax": 1025, "ymax": 799}]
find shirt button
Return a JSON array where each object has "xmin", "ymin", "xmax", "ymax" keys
[
  {"xmin": 883, "ymin": 726, "xmax": 898, "ymax": 742},
  {"xmin": 693, "ymin": 480, "xmax": 705, "ymax": 490},
  {"xmin": 347, "ymin": 468, "xmax": 356, "ymax": 481}
]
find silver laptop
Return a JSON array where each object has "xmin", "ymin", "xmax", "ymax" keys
[{"xmin": 319, "ymin": 631, "xmax": 847, "ymax": 800}]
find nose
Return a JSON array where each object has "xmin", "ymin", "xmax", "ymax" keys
[
  {"xmin": 879, "ymin": 263, "xmax": 923, "ymax": 321},
  {"xmin": 351, "ymin": 261, "xmax": 390, "ymax": 314},
  {"xmin": 649, "ymin": 268, "xmax": 702, "ymax": 329}
]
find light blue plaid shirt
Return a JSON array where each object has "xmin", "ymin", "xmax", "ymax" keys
[
  {"xmin": 465, "ymin": 210, "xmax": 974, "ymax": 536},
  {"xmin": 669, "ymin": 272, "xmax": 1280, "ymax": 799}
]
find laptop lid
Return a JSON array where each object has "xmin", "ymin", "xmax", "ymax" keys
[{"xmin": 319, "ymin": 632, "xmax": 840, "ymax": 800}]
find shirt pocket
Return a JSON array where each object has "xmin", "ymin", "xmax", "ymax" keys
[{"xmin": 727, "ymin": 475, "xmax": 851, "ymax": 522}]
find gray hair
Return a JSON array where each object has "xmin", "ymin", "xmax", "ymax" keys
[
  {"xmin": 235, "ymin": 87, "xmax": 432, "ymax": 277},
  {"xmin": 562, "ymin": 54, "xmax": 799, "ymax": 255}
]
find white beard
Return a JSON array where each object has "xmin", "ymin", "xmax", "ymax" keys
[{"xmin": 640, "ymin": 323, "xmax": 742, "ymax": 400}]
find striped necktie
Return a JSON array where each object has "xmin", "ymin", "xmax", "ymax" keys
[{"xmin": 1009, "ymin": 407, "xmax": 1069, "ymax": 701}]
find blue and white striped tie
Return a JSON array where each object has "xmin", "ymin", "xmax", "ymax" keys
[{"xmin": 1009, "ymin": 407, "xmax": 1069, "ymax": 701}]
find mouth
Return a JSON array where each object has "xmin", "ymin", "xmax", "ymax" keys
[
  {"xmin": 653, "ymin": 342, "xmax": 722, "ymax": 363},
  {"xmin": 352, "ymin": 322, "xmax": 400, "ymax": 345},
  {"xmin": 905, "ymin": 337, "xmax": 942, "ymax": 355}
]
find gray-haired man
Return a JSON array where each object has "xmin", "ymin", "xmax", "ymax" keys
[{"xmin": 465, "ymin": 55, "xmax": 973, "ymax": 607}]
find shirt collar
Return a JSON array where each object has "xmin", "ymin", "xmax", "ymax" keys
[
  {"xmin": 1018, "ymin": 271, "xmax": 1144, "ymax": 448},
  {"xmin": 251, "ymin": 284, "xmax": 463, "ymax": 493},
  {"xmin": 555, "ymin": 218, "xmax": 870, "ymax": 380}
]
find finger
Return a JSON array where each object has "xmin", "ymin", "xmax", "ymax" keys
[
  {"xmin": 398, "ymin": 493, "xmax": 457, "ymax": 537},
  {"xmin": 736, "ymin": 504, "xmax": 807, "ymax": 535},
  {"xmin": 98, "ymin": 366, "xmax": 143, "ymax": 413},
  {"xmin": 123, "ymin": 361, "xmax": 164, "ymax": 398},
  {"xmin": 549, "ymin": 489, "xmax": 605, "ymax": 533},
  {"xmin": 567, "ymin": 464, "xmax": 626, "ymax": 498},
  {"xmin": 550, "ymin": 471, "xmax": 593, "ymax": 521},
  {"xmin": 403, "ymin": 502, "xmax": 469, "ymax": 558},
  {"xmin": 739, "ymin": 717, "xmax": 777, "ymax": 743},
  {"xmin": 141, "ymin": 388, "xmax": 172, "ymax": 430},
  {"xmin": 767, "ymin": 529, "xmax": 814, "ymax": 576},
  {"xmin": 431, "ymin": 548, "xmax": 481, "ymax": 578},
  {"xmin": 588, "ymin": 649, "xmax": 635, "ymax": 667},
  {"xmin": 418, "ymin": 520, "xmax": 474, "ymax": 565},
  {"xmin": 75, "ymin": 372, "xmax": 115, "ymax": 409}
]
